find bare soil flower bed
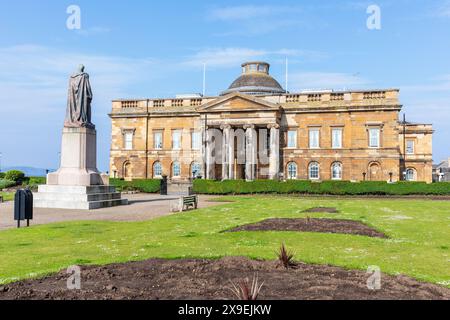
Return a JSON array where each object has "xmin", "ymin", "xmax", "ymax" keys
[
  {"xmin": 227, "ymin": 218, "xmax": 388, "ymax": 238},
  {"xmin": 0, "ymin": 257, "xmax": 448, "ymax": 300}
]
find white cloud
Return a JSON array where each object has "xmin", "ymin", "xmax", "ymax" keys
[
  {"xmin": 209, "ymin": 5, "xmax": 301, "ymax": 21},
  {"xmin": 289, "ymin": 72, "xmax": 369, "ymax": 91},
  {"xmin": 400, "ymin": 75, "xmax": 450, "ymax": 92},
  {"xmin": 181, "ymin": 47, "xmax": 327, "ymax": 68},
  {"xmin": 181, "ymin": 48, "xmax": 267, "ymax": 68},
  {"xmin": 207, "ymin": 5, "xmax": 306, "ymax": 36},
  {"xmin": 75, "ymin": 26, "xmax": 112, "ymax": 36},
  {"xmin": 437, "ymin": 0, "xmax": 450, "ymax": 17}
]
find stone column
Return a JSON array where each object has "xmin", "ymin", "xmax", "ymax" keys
[
  {"xmin": 244, "ymin": 125, "xmax": 257, "ymax": 181},
  {"xmin": 205, "ymin": 128, "xmax": 215, "ymax": 180},
  {"xmin": 268, "ymin": 124, "xmax": 280, "ymax": 180},
  {"xmin": 221, "ymin": 124, "xmax": 231, "ymax": 180},
  {"xmin": 228, "ymin": 128, "xmax": 235, "ymax": 180}
]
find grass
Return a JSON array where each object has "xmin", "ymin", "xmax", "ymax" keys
[
  {"xmin": 0, "ymin": 192, "xmax": 14, "ymax": 202},
  {"xmin": 0, "ymin": 196, "xmax": 449, "ymax": 288}
]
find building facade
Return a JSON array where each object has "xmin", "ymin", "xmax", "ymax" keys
[
  {"xmin": 433, "ymin": 158, "xmax": 450, "ymax": 182},
  {"xmin": 109, "ymin": 62, "xmax": 434, "ymax": 183}
]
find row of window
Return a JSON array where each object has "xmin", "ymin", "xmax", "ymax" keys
[
  {"xmin": 124, "ymin": 131, "xmax": 202, "ymax": 151},
  {"xmin": 286, "ymin": 161, "xmax": 417, "ymax": 181},
  {"xmin": 125, "ymin": 128, "xmax": 416, "ymax": 154},
  {"xmin": 152, "ymin": 161, "xmax": 202, "ymax": 178},
  {"xmin": 287, "ymin": 161, "xmax": 342, "ymax": 180},
  {"xmin": 287, "ymin": 128, "xmax": 383, "ymax": 149}
]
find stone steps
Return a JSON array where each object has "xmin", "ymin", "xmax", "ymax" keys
[
  {"xmin": 34, "ymin": 192, "xmax": 122, "ymax": 202},
  {"xmin": 34, "ymin": 185, "xmax": 128, "ymax": 210}
]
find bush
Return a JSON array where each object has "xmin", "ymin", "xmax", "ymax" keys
[
  {"xmin": 0, "ymin": 172, "xmax": 5, "ymax": 179},
  {"xmin": 0, "ymin": 179, "xmax": 16, "ymax": 190},
  {"xmin": 110, "ymin": 178, "xmax": 161, "ymax": 193},
  {"xmin": 193, "ymin": 180, "xmax": 450, "ymax": 196},
  {"xmin": 4, "ymin": 170, "xmax": 25, "ymax": 183}
]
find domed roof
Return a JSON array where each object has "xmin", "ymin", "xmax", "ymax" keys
[{"xmin": 221, "ymin": 62, "xmax": 286, "ymax": 96}]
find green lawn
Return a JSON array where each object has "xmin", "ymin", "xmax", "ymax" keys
[
  {"xmin": 0, "ymin": 196, "xmax": 449, "ymax": 287},
  {"xmin": 0, "ymin": 192, "xmax": 14, "ymax": 202}
]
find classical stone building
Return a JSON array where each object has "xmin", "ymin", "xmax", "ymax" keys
[{"xmin": 109, "ymin": 61, "xmax": 433, "ymax": 183}]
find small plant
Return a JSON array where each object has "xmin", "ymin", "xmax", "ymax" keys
[
  {"xmin": 229, "ymin": 273, "xmax": 264, "ymax": 300},
  {"xmin": 305, "ymin": 215, "xmax": 312, "ymax": 225},
  {"xmin": 276, "ymin": 243, "xmax": 296, "ymax": 269}
]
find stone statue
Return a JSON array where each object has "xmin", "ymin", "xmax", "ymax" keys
[{"xmin": 64, "ymin": 64, "xmax": 94, "ymax": 129}]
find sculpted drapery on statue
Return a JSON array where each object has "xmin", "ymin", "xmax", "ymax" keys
[{"xmin": 64, "ymin": 64, "xmax": 94, "ymax": 129}]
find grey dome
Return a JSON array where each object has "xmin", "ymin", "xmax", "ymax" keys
[{"xmin": 221, "ymin": 62, "xmax": 286, "ymax": 96}]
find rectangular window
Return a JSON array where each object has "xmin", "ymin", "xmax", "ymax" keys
[
  {"xmin": 406, "ymin": 140, "xmax": 415, "ymax": 154},
  {"xmin": 124, "ymin": 132, "xmax": 133, "ymax": 150},
  {"xmin": 309, "ymin": 129, "xmax": 320, "ymax": 149},
  {"xmin": 172, "ymin": 130, "xmax": 182, "ymax": 150},
  {"xmin": 153, "ymin": 131, "xmax": 163, "ymax": 150},
  {"xmin": 369, "ymin": 128, "xmax": 380, "ymax": 148},
  {"xmin": 191, "ymin": 131, "xmax": 201, "ymax": 150},
  {"xmin": 332, "ymin": 128, "xmax": 343, "ymax": 149},
  {"xmin": 287, "ymin": 130, "xmax": 297, "ymax": 148}
]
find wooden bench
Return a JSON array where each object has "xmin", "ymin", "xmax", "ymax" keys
[{"xmin": 180, "ymin": 195, "xmax": 198, "ymax": 212}]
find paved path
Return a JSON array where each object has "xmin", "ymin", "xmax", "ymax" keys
[{"xmin": 0, "ymin": 194, "xmax": 224, "ymax": 231}]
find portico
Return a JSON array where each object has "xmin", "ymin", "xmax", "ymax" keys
[{"xmin": 199, "ymin": 93, "xmax": 281, "ymax": 181}]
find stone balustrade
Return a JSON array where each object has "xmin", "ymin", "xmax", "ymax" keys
[{"xmin": 111, "ymin": 89, "xmax": 400, "ymax": 114}]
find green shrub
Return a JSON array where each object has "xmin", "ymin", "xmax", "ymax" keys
[
  {"xmin": 110, "ymin": 178, "xmax": 161, "ymax": 193},
  {"xmin": 4, "ymin": 170, "xmax": 25, "ymax": 183},
  {"xmin": 0, "ymin": 179, "xmax": 16, "ymax": 190},
  {"xmin": 193, "ymin": 180, "xmax": 450, "ymax": 196},
  {"xmin": 23, "ymin": 176, "xmax": 47, "ymax": 186},
  {"xmin": 0, "ymin": 172, "xmax": 5, "ymax": 179}
]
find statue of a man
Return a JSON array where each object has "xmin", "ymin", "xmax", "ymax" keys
[{"xmin": 64, "ymin": 64, "xmax": 94, "ymax": 129}]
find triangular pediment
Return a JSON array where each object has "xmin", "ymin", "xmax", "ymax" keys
[{"xmin": 198, "ymin": 93, "xmax": 280, "ymax": 113}]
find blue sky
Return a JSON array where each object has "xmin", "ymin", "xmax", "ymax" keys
[{"xmin": 0, "ymin": 0, "xmax": 449, "ymax": 171}]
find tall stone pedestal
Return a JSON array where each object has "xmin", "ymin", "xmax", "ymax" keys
[
  {"xmin": 35, "ymin": 127, "xmax": 127, "ymax": 210},
  {"xmin": 47, "ymin": 127, "xmax": 103, "ymax": 186}
]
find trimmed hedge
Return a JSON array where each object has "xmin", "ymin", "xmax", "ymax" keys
[
  {"xmin": 193, "ymin": 180, "xmax": 450, "ymax": 196},
  {"xmin": 110, "ymin": 179, "xmax": 161, "ymax": 193}
]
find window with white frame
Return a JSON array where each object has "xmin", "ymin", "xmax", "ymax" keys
[
  {"xmin": 369, "ymin": 128, "xmax": 381, "ymax": 148},
  {"xmin": 287, "ymin": 162, "xmax": 297, "ymax": 179},
  {"xmin": 172, "ymin": 130, "xmax": 182, "ymax": 150},
  {"xmin": 405, "ymin": 168, "xmax": 416, "ymax": 181},
  {"xmin": 406, "ymin": 140, "xmax": 415, "ymax": 154},
  {"xmin": 153, "ymin": 162, "xmax": 162, "ymax": 178},
  {"xmin": 287, "ymin": 130, "xmax": 297, "ymax": 148},
  {"xmin": 332, "ymin": 128, "xmax": 343, "ymax": 149},
  {"xmin": 309, "ymin": 129, "xmax": 320, "ymax": 149},
  {"xmin": 191, "ymin": 131, "xmax": 201, "ymax": 150},
  {"xmin": 331, "ymin": 162, "xmax": 342, "ymax": 180},
  {"xmin": 191, "ymin": 162, "xmax": 201, "ymax": 178},
  {"xmin": 309, "ymin": 162, "xmax": 320, "ymax": 180},
  {"xmin": 172, "ymin": 162, "xmax": 181, "ymax": 177},
  {"xmin": 124, "ymin": 131, "xmax": 134, "ymax": 150},
  {"xmin": 154, "ymin": 131, "xmax": 163, "ymax": 150}
]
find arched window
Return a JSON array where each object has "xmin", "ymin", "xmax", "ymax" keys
[
  {"xmin": 331, "ymin": 162, "xmax": 342, "ymax": 180},
  {"xmin": 287, "ymin": 162, "xmax": 297, "ymax": 180},
  {"xmin": 405, "ymin": 168, "xmax": 416, "ymax": 181},
  {"xmin": 191, "ymin": 162, "xmax": 201, "ymax": 178},
  {"xmin": 309, "ymin": 162, "xmax": 320, "ymax": 180},
  {"xmin": 172, "ymin": 161, "xmax": 181, "ymax": 178},
  {"xmin": 153, "ymin": 162, "xmax": 162, "ymax": 178}
]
